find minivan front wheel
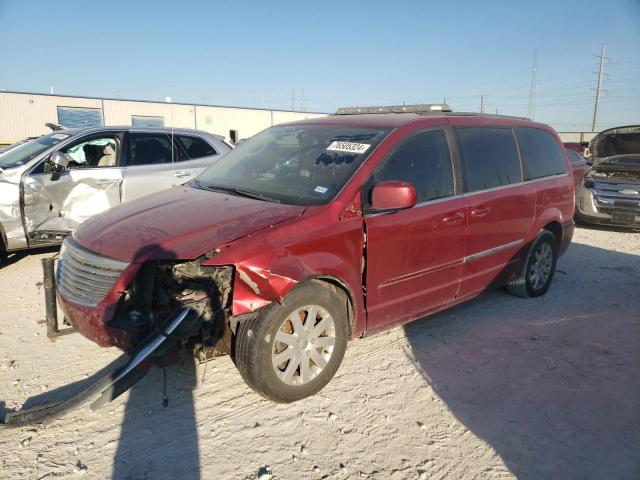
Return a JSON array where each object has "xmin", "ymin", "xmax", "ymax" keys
[
  {"xmin": 507, "ymin": 230, "xmax": 558, "ymax": 298},
  {"xmin": 234, "ymin": 281, "xmax": 348, "ymax": 402}
]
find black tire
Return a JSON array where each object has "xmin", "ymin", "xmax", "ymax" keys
[
  {"xmin": 0, "ymin": 241, "xmax": 7, "ymax": 266},
  {"xmin": 234, "ymin": 281, "xmax": 349, "ymax": 402},
  {"xmin": 507, "ymin": 230, "xmax": 558, "ymax": 298}
]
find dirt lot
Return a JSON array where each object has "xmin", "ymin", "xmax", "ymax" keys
[{"xmin": 0, "ymin": 226, "xmax": 639, "ymax": 480}]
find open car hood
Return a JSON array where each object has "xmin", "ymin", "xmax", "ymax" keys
[
  {"xmin": 74, "ymin": 186, "xmax": 305, "ymax": 262},
  {"xmin": 590, "ymin": 125, "xmax": 640, "ymax": 166}
]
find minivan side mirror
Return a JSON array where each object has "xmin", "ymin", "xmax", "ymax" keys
[{"xmin": 370, "ymin": 180, "xmax": 417, "ymax": 212}]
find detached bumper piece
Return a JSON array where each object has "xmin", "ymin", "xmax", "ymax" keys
[{"xmin": 0, "ymin": 308, "xmax": 192, "ymax": 428}]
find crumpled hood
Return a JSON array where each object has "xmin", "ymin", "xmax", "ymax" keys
[{"xmin": 74, "ymin": 186, "xmax": 305, "ymax": 262}]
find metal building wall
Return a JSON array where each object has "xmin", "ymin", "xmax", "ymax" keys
[
  {"xmin": 557, "ymin": 131, "xmax": 598, "ymax": 143},
  {"xmin": 0, "ymin": 91, "xmax": 326, "ymax": 143},
  {"xmin": 0, "ymin": 92, "xmax": 102, "ymax": 141},
  {"xmin": 102, "ymin": 99, "xmax": 196, "ymax": 127}
]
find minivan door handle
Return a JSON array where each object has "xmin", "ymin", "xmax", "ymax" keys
[
  {"xmin": 470, "ymin": 206, "xmax": 491, "ymax": 217},
  {"xmin": 442, "ymin": 212, "xmax": 465, "ymax": 224},
  {"xmin": 174, "ymin": 171, "xmax": 191, "ymax": 178}
]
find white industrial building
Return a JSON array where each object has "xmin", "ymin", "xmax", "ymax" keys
[{"xmin": 0, "ymin": 90, "xmax": 326, "ymax": 144}]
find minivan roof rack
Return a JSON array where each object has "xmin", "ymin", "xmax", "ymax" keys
[
  {"xmin": 335, "ymin": 104, "xmax": 531, "ymax": 121},
  {"xmin": 336, "ymin": 104, "xmax": 452, "ymax": 115}
]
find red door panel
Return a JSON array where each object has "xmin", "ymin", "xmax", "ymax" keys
[
  {"xmin": 365, "ymin": 197, "xmax": 467, "ymax": 331},
  {"xmin": 460, "ymin": 183, "xmax": 536, "ymax": 297}
]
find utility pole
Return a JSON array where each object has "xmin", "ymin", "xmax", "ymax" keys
[
  {"xmin": 479, "ymin": 95, "xmax": 485, "ymax": 114},
  {"xmin": 301, "ymin": 90, "xmax": 305, "ymax": 112},
  {"xmin": 592, "ymin": 43, "xmax": 608, "ymax": 132},
  {"xmin": 528, "ymin": 49, "xmax": 538, "ymax": 120},
  {"xmin": 291, "ymin": 90, "xmax": 295, "ymax": 111}
]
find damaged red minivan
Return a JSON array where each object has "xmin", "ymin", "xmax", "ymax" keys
[{"xmin": 55, "ymin": 105, "xmax": 575, "ymax": 402}]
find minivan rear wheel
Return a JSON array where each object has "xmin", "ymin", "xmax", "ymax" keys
[
  {"xmin": 507, "ymin": 230, "xmax": 558, "ymax": 298},
  {"xmin": 234, "ymin": 281, "xmax": 349, "ymax": 402}
]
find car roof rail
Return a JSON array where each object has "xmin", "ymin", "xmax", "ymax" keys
[{"xmin": 335, "ymin": 104, "xmax": 453, "ymax": 115}]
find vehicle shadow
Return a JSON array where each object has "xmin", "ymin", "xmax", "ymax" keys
[
  {"xmin": 112, "ymin": 353, "xmax": 200, "ymax": 480},
  {"xmin": 402, "ymin": 242, "xmax": 640, "ymax": 479},
  {"xmin": 0, "ymin": 245, "xmax": 59, "ymax": 269}
]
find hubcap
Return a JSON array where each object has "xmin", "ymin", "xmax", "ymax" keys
[
  {"xmin": 272, "ymin": 305, "xmax": 336, "ymax": 386},
  {"xmin": 528, "ymin": 242, "xmax": 553, "ymax": 290}
]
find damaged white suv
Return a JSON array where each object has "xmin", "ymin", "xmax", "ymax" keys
[{"xmin": 0, "ymin": 126, "xmax": 231, "ymax": 261}]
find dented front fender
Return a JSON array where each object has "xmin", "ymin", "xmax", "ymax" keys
[{"xmin": 232, "ymin": 264, "xmax": 297, "ymax": 315}]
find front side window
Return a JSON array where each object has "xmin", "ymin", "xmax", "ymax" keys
[
  {"xmin": 57, "ymin": 106, "xmax": 103, "ymax": 128},
  {"xmin": 176, "ymin": 135, "xmax": 217, "ymax": 160},
  {"xmin": 195, "ymin": 125, "xmax": 390, "ymax": 206},
  {"xmin": 129, "ymin": 133, "xmax": 173, "ymax": 166},
  {"xmin": 0, "ymin": 133, "xmax": 70, "ymax": 169},
  {"xmin": 516, "ymin": 127, "xmax": 567, "ymax": 179},
  {"xmin": 372, "ymin": 129, "xmax": 454, "ymax": 203},
  {"xmin": 60, "ymin": 136, "xmax": 119, "ymax": 168},
  {"xmin": 458, "ymin": 127, "xmax": 522, "ymax": 192}
]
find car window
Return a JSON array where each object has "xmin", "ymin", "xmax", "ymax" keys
[
  {"xmin": 129, "ymin": 133, "xmax": 173, "ymax": 166},
  {"xmin": 0, "ymin": 133, "xmax": 70, "ymax": 169},
  {"xmin": 565, "ymin": 148, "xmax": 583, "ymax": 165},
  {"xmin": 60, "ymin": 136, "xmax": 119, "ymax": 169},
  {"xmin": 176, "ymin": 135, "xmax": 217, "ymax": 160},
  {"xmin": 516, "ymin": 127, "xmax": 568, "ymax": 179},
  {"xmin": 458, "ymin": 128, "xmax": 522, "ymax": 192},
  {"xmin": 195, "ymin": 125, "xmax": 390, "ymax": 206},
  {"xmin": 373, "ymin": 130, "xmax": 454, "ymax": 203}
]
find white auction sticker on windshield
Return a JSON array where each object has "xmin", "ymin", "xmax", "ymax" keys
[
  {"xmin": 51, "ymin": 134, "xmax": 70, "ymax": 140},
  {"xmin": 314, "ymin": 185, "xmax": 328, "ymax": 194},
  {"xmin": 326, "ymin": 141, "xmax": 370, "ymax": 154}
]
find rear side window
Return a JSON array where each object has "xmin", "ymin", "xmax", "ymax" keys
[
  {"xmin": 129, "ymin": 133, "xmax": 173, "ymax": 166},
  {"xmin": 565, "ymin": 148, "xmax": 583, "ymax": 165},
  {"xmin": 373, "ymin": 129, "xmax": 454, "ymax": 203},
  {"xmin": 176, "ymin": 135, "xmax": 217, "ymax": 160},
  {"xmin": 516, "ymin": 128, "xmax": 568, "ymax": 179},
  {"xmin": 457, "ymin": 128, "xmax": 521, "ymax": 192}
]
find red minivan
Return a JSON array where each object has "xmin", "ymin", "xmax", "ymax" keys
[{"xmin": 55, "ymin": 105, "xmax": 575, "ymax": 402}]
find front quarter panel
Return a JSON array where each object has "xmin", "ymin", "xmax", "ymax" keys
[{"xmin": 203, "ymin": 206, "xmax": 367, "ymax": 336}]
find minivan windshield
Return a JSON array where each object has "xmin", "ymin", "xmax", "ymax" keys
[
  {"xmin": 0, "ymin": 132, "xmax": 70, "ymax": 169},
  {"xmin": 194, "ymin": 125, "xmax": 390, "ymax": 205}
]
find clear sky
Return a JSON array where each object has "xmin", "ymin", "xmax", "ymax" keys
[{"xmin": 0, "ymin": 0, "xmax": 638, "ymax": 131}]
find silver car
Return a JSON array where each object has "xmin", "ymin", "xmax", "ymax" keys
[
  {"xmin": 0, "ymin": 126, "xmax": 231, "ymax": 260},
  {"xmin": 577, "ymin": 125, "xmax": 640, "ymax": 229}
]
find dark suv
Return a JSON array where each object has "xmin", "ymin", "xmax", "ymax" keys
[{"xmin": 54, "ymin": 105, "xmax": 575, "ymax": 402}]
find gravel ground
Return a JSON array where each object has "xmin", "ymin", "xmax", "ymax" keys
[{"xmin": 0, "ymin": 226, "xmax": 639, "ymax": 480}]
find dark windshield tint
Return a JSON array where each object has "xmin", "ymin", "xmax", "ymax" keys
[
  {"xmin": 458, "ymin": 128, "xmax": 522, "ymax": 192},
  {"xmin": 373, "ymin": 129, "xmax": 453, "ymax": 203},
  {"xmin": 0, "ymin": 133, "xmax": 70, "ymax": 169},
  {"xmin": 516, "ymin": 127, "xmax": 567, "ymax": 179},
  {"xmin": 195, "ymin": 125, "xmax": 390, "ymax": 205},
  {"xmin": 176, "ymin": 135, "xmax": 217, "ymax": 159}
]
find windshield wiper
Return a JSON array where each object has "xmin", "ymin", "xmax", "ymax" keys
[{"xmin": 192, "ymin": 180, "xmax": 281, "ymax": 203}]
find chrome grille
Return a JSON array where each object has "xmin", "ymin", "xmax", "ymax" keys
[
  {"xmin": 56, "ymin": 239, "xmax": 129, "ymax": 307},
  {"xmin": 592, "ymin": 181, "xmax": 640, "ymax": 209}
]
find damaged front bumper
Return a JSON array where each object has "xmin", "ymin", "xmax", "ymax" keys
[
  {"xmin": 0, "ymin": 308, "xmax": 194, "ymax": 428},
  {"xmin": 577, "ymin": 182, "xmax": 640, "ymax": 228}
]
